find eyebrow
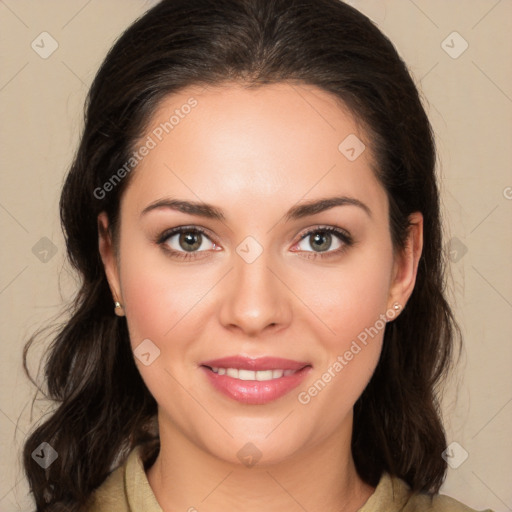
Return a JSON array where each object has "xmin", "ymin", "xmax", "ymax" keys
[{"xmin": 140, "ymin": 195, "xmax": 372, "ymax": 221}]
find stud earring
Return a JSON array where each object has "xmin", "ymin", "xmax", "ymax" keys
[
  {"xmin": 114, "ymin": 301, "xmax": 125, "ymax": 317},
  {"xmin": 385, "ymin": 302, "xmax": 402, "ymax": 323}
]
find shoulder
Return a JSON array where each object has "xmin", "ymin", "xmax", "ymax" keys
[
  {"xmin": 360, "ymin": 472, "xmax": 495, "ymax": 512},
  {"xmin": 84, "ymin": 443, "xmax": 162, "ymax": 512},
  {"xmin": 84, "ymin": 457, "xmax": 129, "ymax": 512},
  {"xmin": 85, "ymin": 467, "xmax": 127, "ymax": 512},
  {"xmin": 402, "ymin": 491, "xmax": 495, "ymax": 512}
]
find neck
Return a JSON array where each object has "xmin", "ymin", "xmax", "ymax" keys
[{"xmin": 146, "ymin": 412, "xmax": 375, "ymax": 512}]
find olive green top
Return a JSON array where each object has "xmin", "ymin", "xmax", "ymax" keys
[{"xmin": 85, "ymin": 445, "xmax": 493, "ymax": 512}]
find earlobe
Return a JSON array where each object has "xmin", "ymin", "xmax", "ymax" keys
[
  {"xmin": 97, "ymin": 212, "xmax": 124, "ymax": 315},
  {"xmin": 387, "ymin": 212, "xmax": 423, "ymax": 314}
]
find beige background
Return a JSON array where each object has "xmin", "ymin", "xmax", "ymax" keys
[{"xmin": 1, "ymin": 0, "xmax": 511, "ymax": 510}]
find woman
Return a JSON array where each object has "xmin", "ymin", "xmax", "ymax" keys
[{"xmin": 22, "ymin": 0, "xmax": 494, "ymax": 511}]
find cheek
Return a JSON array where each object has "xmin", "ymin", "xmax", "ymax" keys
[
  {"xmin": 296, "ymin": 334, "xmax": 383, "ymax": 439},
  {"xmin": 295, "ymin": 269, "xmax": 390, "ymax": 424},
  {"xmin": 118, "ymin": 240, "xmax": 216, "ymax": 346},
  {"xmin": 118, "ymin": 249, "xmax": 210, "ymax": 421},
  {"xmin": 292, "ymin": 237, "xmax": 393, "ymax": 413},
  {"xmin": 298, "ymin": 239, "xmax": 393, "ymax": 352}
]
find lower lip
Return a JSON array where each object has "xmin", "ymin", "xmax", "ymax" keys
[{"xmin": 201, "ymin": 366, "xmax": 312, "ymax": 405}]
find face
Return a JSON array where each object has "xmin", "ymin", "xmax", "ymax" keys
[{"xmin": 99, "ymin": 82, "xmax": 422, "ymax": 466}]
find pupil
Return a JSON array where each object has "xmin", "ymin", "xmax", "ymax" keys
[
  {"xmin": 311, "ymin": 232, "xmax": 331, "ymax": 252},
  {"xmin": 180, "ymin": 232, "xmax": 201, "ymax": 251}
]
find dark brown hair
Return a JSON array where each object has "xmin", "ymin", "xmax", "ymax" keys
[{"xmin": 23, "ymin": 0, "xmax": 460, "ymax": 509}]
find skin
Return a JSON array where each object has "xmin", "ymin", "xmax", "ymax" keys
[{"xmin": 98, "ymin": 82, "xmax": 423, "ymax": 512}]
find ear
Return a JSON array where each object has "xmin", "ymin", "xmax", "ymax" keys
[
  {"xmin": 387, "ymin": 212, "xmax": 423, "ymax": 312},
  {"xmin": 97, "ymin": 212, "xmax": 123, "ymax": 305}
]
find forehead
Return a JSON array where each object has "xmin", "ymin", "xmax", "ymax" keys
[{"xmin": 122, "ymin": 82, "xmax": 387, "ymax": 220}]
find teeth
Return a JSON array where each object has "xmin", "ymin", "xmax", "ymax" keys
[
  {"xmin": 238, "ymin": 369, "xmax": 256, "ymax": 380},
  {"xmin": 226, "ymin": 368, "xmax": 238, "ymax": 378},
  {"xmin": 210, "ymin": 367, "xmax": 298, "ymax": 381}
]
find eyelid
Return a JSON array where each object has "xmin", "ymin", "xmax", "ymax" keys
[
  {"xmin": 291, "ymin": 225, "xmax": 353, "ymax": 256},
  {"xmin": 157, "ymin": 224, "xmax": 353, "ymax": 260},
  {"xmin": 157, "ymin": 225, "xmax": 220, "ymax": 261},
  {"xmin": 157, "ymin": 225, "xmax": 215, "ymax": 244},
  {"xmin": 296, "ymin": 225, "xmax": 352, "ymax": 242}
]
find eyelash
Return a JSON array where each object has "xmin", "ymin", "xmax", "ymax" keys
[
  {"xmin": 295, "ymin": 226, "xmax": 353, "ymax": 260},
  {"xmin": 157, "ymin": 225, "xmax": 354, "ymax": 261}
]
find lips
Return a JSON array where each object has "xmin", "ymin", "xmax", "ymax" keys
[{"xmin": 200, "ymin": 356, "xmax": 312, "ymax": 405}]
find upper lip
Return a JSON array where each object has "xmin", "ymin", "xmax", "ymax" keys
[{"xmin": 200, "ymin": 356, "xmax": 311, "ymax": 371}]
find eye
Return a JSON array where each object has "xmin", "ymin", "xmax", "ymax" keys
[
  {"xmin": 158, "ymin": 226, "xmax": 220, "ymax": 259},
  {"xmin": 292, "ymin": 226, "xmax": 353, "ymax": 258},
  {"xmin": 156, "ymin": 225, "xmax": 352, "ymax": 261}
]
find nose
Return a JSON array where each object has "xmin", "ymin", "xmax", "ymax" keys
[{"xmin": 218, "ymin": 249, "xmax": 292, "ymax": 337}]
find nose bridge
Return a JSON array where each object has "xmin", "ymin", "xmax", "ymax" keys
[{"xmin": 218, "ymin": 242, "xmax": 291, "ymax": 335}]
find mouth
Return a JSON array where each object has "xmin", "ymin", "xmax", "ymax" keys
[
  {"xmin": 207, "ymin": 367, "xmax": 300, "ymax": 380},
  {"xmin": 200, "ymin": 356, "xmax": 312, "ymax": 405}
]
